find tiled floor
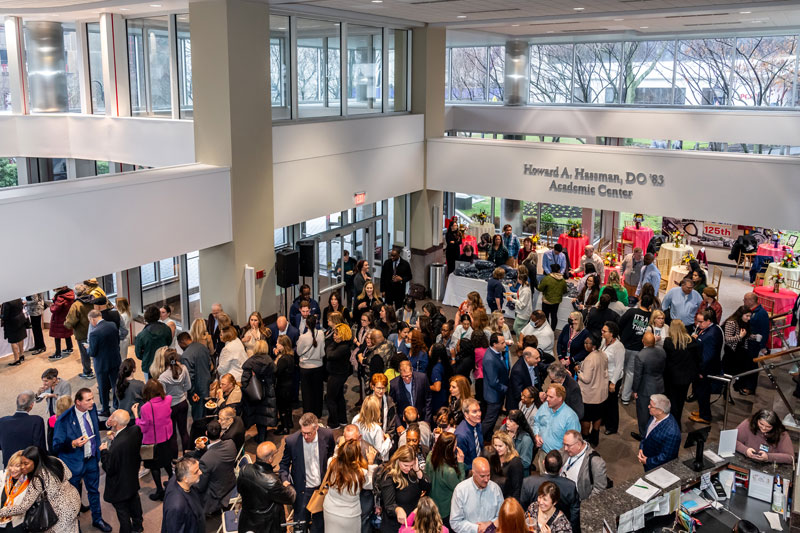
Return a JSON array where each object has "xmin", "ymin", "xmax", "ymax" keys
[{"xmin": 0, "ymin": 264, "xmax": 794, "ymax": 532}]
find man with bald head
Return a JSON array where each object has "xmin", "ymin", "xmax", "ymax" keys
[
  {"xmin": 449, "ymin": 457, "xmax": 504, "ymax": 533},
  {"xmin": 100, "ymin": 409, "xmax": 143, "ymax": 533},
  {"xmin": 631, "ymin": 331, "xmax": 666, "ymax": 440},
  {"xmin": 238, "ymin": 441, "xmax": 296, "ymax": 533},
  {"xmin": 268, "ymin": 315, "xmax": 300, "ymax": 348}
]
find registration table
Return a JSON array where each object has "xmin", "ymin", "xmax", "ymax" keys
[
  {"xmin": 558, "ymin": 234, "xmax": 589, "ymax": 265},
  {"xmin": 765, "ymin": 262, "xmax": 800, "ymax": 292},
  {"xmin": 666, "ymin": 265, "xmax": 708, "ymax": 291},
  {"xmin": 622, "ymin": 225, "xmax": 654, "ymax": 252},
  {"xmin": 465, "ymin": 222, "xmax": 495, "ymax": 239},
  {"xmin": 659, "ymin": 242, "xmax": 694, "ymax": 267},
  {"xmin": 757, "ymin": 243, "xmax": 793, "ymax": 260}
]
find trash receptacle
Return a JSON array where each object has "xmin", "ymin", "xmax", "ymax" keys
[{"xmin": 429, "ymin": 263, "xmax": 447, "ymax": 301}]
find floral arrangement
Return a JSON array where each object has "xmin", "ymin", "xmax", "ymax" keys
[
  {"xmin": 681, "ymin": 252, "xmax": 696, "ymax": 265},
  {"xmin": 671, "ymin": 230, "xmax": 685, "ymax": 246},
  {"xmin": 771, "ymin": 230, "xmax": 784, "ymax": 248},
  {"xmin": 771, "ymin": 272, "xmax": 785, "ymax": 292},
  {"xmin": 780, "ymin": 251, "xmax": 798, "ymax": 268},
  {"xmin": 633, "ymin": 213, "xmax": 644, "ymax": 229},
  {"xmin": 472, "ymin": 210, "xmax": 489, "ymax": 225},
  {"xmin": 567, "ymin": 220, "xmax": 583, "ymax": 238},
  {"xmin": 530, "ymin": 234, "xmax": 540, "ymax": 246},
  {"xmin": 604, "ymin": 252, "xmax": 617, "ymax": 267}
]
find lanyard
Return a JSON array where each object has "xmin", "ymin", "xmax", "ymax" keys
[{"xmin": 563, "ymin": 447, "xmax": 587, "ymax": 473}]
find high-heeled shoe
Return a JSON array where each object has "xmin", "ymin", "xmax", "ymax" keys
[{"xmin": 8, "ymin": 360, "xmax": 21, "ymax": 366}]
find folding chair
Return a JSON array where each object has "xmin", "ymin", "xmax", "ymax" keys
[
  {"xmin": 227, "ymin": 454, "xmax": 253, "ymax": 505},
  {"xmin": 221, "ymin": 508, "xmax": 240, "ymax": 533},
  {"xmin": 754, "ymin": 272, "xmax": 766, "ymax": 287}
]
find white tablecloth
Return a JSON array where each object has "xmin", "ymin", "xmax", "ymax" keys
[
  {"xmin": 766, "ymin": 263, "xmax": 800, "ymax": 293},
  {"xmin": 666, "ymin": 265, "xmax": 708, "ymax": 292},
  {"xmin": 465, "ymin": 223, "xmax": 495, "ymax": 239},
  {"xmin": 660, "ymin": 243, "xmax": 694, "ymax": 268},
  {"xmin": 442, "ymin": 273, "xmax": 573, "ymax": 329},
  {"xmin": 0, "ymin": 326, "xmax": 34, "ymax": 358}
]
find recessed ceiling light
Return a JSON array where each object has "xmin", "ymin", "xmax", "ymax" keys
[
  {"xmin": 372, "ymin": 0, "xmax": 383, "ymax": 3},
  {"xmin": 277, "ymin": 27, "xmax": 286, "ymax": 30},
  {"xmin": 613, "ymin": 18, "xmax": 624, "ymax": 21},
  {"xmin": 120, "ymin": 7, "xmax": 129, "ymax": 10},
  {"xmin": 149, "ymin": 4, "xmax": 162, "ymax": 7},
  {"xmin": 739, "ymin": 11, "xmax": 751, "ymax": 14},
  {"xmin": 546, "ymin": 30, "xmax": 555, "ymax": 33},
  {"xmin": 511, "ymin": 24, "xmax": 520, "ymax": 27},
  {"xmin": 573, "ymin": 7, "xmax": 585, "ymax": 11},
  {"xmin": 456, "ymin": 15, "xmax": 467, "ymax": 18},
  {"xmin": 751, "ymin": 20, "xmax": 762, "ymax": 23},
  {"xmin": 639, "ymin": 26, "xmax": 649, "ymax": 29}
]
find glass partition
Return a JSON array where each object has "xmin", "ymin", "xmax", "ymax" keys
[
  {"xmin": 732, "ymin": 36, "xmax": 797, "ymax": 107},
  {"xmin": 270, "ymin": 15, "xmax": 290, "ymax": 120},
  {"xmin": 0, "ymin": 25, "xmax": 9, "ymax": 111},
  {"xmin": 87, "ymin": 22, "xmax": 104, "ymax": 114},
  {"xmin": 675, "ymin": 38, "xmax": 734, "ymax": 105},
  {"xmin": 297, "ymin": 18, "xmax": 340, "ymax": 118},
  {"xmin": 449, "ymin": 47, "xmax": 488, "ymax": 100},
  {"xmin": 530, "ymin": 44, "xmax": 573, "ymax": 103},
  {"xmin": 387, "ymin": 29, "xmax": 408, "ymax": 112},
  {"xmin": 176, "ymin": 14, "xmax": 192, "ymax": 118},
  {"xmin": 63, "ymin": 25, "xmax": 81, "ymax": 112},
  {"xmin": 127, "ymin": 17, "xmax": 172, "ymax": 116},
  {"xmin": 347, "ymin": 24, "xmax": 381, "ymax": 114},
  {"xmin": 573, "ymin": 42, "xmax": 621, "ymax": 104}
]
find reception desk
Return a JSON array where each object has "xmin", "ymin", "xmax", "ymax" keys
[{"xmin": 581, "ymin": 451, "xmax": 793, "ymax": 532}]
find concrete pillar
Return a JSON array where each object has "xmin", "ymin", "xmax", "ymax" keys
[
  {"xmin": 99, "ymin": 13, "xmax": 130, "ymax": 117},
  {"xmin": 4, "ymin": 17, "xmax": 28, "ymax": 115},
  {"xmin": 25, "ymin": 21, "xmax": 68, "ymax": 113},
  {"xmin": 192, "ymin": 0, "xmax": 274, "ymax": 324},
  {"xmin": 15, "ymin": 157, "xmax": 29, "ymax": 185},
  {"xmin": 582, "ymin": 208, "xmax": 594, "ymax": 243}
]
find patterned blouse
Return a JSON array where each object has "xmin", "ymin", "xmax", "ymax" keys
[{"xmin": 526, "ymin": 501, "xmax": 573, "ymax": 533}]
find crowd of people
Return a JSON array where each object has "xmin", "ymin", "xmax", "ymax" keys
[{"xmin": 0, "ymin": 241, "xmax": 796, "ymax": 533}]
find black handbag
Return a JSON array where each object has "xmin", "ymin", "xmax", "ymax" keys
[
  {"xmin": 23, "ymin": 488, "xmax": 59, "ymax": 533},
  {"xmin": 243, "ymin": 372, "xmax": 263, "ymax": 402}
]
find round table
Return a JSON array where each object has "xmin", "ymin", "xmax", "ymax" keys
[
  {"xmin": 667, "ymin": 265, "xmax": 708, "ymax": 291},
  {"xmin": 754, "ymin": 285, "xmax": 798, "ymax": 347},
  {"xmin": 534, "ymin": 246, "xmax": 549, "ymax": 275},
  {"xmin": 603, "ymin": 264, "xmax": 621, "ymax": 284},
  {"xmin": 558, "ymin": 234, "xmax": 589, "ymax": 265},
  {"xmin": 465, "ymin": 222, "xmax": 495, "ymax": 239},
  {"xmin": 757, "ymin": 243, "xmax": 792, "ymax": 260},
  {"xmin": 622, "ymin": 225, "xmax": 654, "ymax": 252},
  {"xmin": 659, "ymin": 243, "xmax": 694, "ymax": 267},
  {"xmin": 765, "ymin": 263, "xmax": 800, "ymax": 293},
  {"xmin": 459, "ymin": 235, "xmax": 477, "ymax": 254}
]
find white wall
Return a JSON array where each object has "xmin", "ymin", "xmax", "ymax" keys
[
  {"xmin": 272, "ymin": 114, "xmax": 425, "ymax": 228},
  {"xmin": 0, "ymin": 164, "xmax": 231, "ymax": 302},
  {"xmin": 0, "ymin": 114, "xmax": 195, "ymax": 168},
  {"xmin": 427, "ymin": 137, "xmax": 800, "ymax": 231},
  {"xmin": 445, "ymin": 105, "xmax": 800, "ymax": 146}
]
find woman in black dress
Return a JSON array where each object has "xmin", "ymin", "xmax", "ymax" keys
[
  {"xmin": 272, "ymin": 335, "xmax": 295, "ymax": 434},
  {"xmin": 378, "ymin": 445, "xmax": 431, "ymax": 532},
  {"xmin": 1, "ymin": 299, "xmax": 27, "ymax": 366},
  {"xmin": 445, "ymin": 219, "xmax": 462, "ymax": 274},
  {"xmin": 240, "ymin": 340, "xmax": 277, "ymax": 440}
]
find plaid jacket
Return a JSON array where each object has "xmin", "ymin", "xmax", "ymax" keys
[{"xmin": 640, "ymin": 414, "xmax": 681, "ymax": 471}]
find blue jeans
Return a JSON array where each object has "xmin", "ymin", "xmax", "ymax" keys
[{"xmin": 69, "ymin": 456, "xmax": 103, "ymax": 522}]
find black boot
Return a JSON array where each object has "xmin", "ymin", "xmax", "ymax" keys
[{"xmin": 590, "ymin": 429, "xmax": 600, "ymax": 447}]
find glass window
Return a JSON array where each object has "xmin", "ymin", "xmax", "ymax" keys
[
  {"xmin": 270, "ymin": 15, "xmax": 290, "ymax": 120},
  {"xmin": 387, "ymin": 29, "xmax": 408, "ymax": 112},
  {"xmin": 127, "ymin": 17, "xmax": 171, "ymax": 117},
  {"xmin": 176, "ymin": 14, "xmax": 192, "ymax": 118},
  {"xmin": 620, "ymin": 40, "xmax": 676, "ymax": 104},
  {"xmin": 274, "ymin": 227, "xmax": 287, "ymax": 248},
  {"xmin": 0, "ymin": 158, "xmax": 18, "ymax": 188},
  {"xmin": 449, "ymin": 47, "xmax": 487, "ymax": 101},
  {"xmin": 347, "ymin": 25, "xmax": 381, "ymax": 114},
  {"xmin": 675, "ymin": 38, "xmax": 734, "ymax": 105},
  {"xmin": 140, "ymin": 256, "xmax": 183, "ymax": 327},
  {"xmin": 297, "ymin": 18, "xmax": 340, "ymax": 118},
  {"xmin": 732, "ymin": 36, "xmax": 797, "ymax": 107},
  {"xmin": 488, "ymin": 46, "xmax": 504, "ymax": 103},
  {"xmin": 530, "ymin": 44, "xmax": 573, "ymax": 103},
  {"xmin": 87, "ymin": 22, "xmax": 104, "ymax": 114},
  {"xmin": 573, "ymin": 42, "xmax": 621, "ymax": 104},
  {"xmin": 0, "ymin": 24, "xmax": 9, "ymax": 112},
  {"xmin": 63, "ymin": 25, "xmax": 81, "ymax": 112},
  {"xmin": 187, "ymin": 251, "xmax": 201, "ymax": 322}
]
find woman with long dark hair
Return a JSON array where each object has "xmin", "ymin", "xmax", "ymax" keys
[
  {"xmin": 471, "ymin": 330, "xmax": 489, "ymax": 411},
  {"xmin": 736, "ymin": 410, "xmax": 794, "ymax": 464},
  {"xmin": 723, "ymin": 305, "xmax": 757, "ymax": 395},
  {"xmin": 377, "ymin": 304, "xmax": 399, "ymax": 339},
  {"xmin": 116, "ymin": 358, "xmax": 145, "ymax": 417},
  {"xmin": 240, "ymin": 311, "xmax": 271, "ymax": 354},
  {"xmin": 409, "ymin": 329, "xmax": 429, "ymax": 373},
  {"xmin": 0, "ymin": 299, "xmax": 26, "ymax": 366},
  {"xmin": 445, "ymin": 219, "xmax": 462, "ymax": 275},
  {"xmin": 488, "ymin": 234, "xmax": 510, "ymax": 267},
  {"xmin": 0, "ymin": 446, "xmax": 80, "ymax": 533},
  {"xmin": 158, "ymin": 348, "xmax": 191, "ymax": 453},
  {"xmin": 273, "ymin": 335, "xmax": 295, "ymax": 434},
  {"xmin": 504, "ymin": 409, "xmax": 535, "ymax": 472},
  {"xmin": 427, "ymin": 344, "xmax": 454, "ymax": 413},
  {"xmin": 417, "ymin": 316, "xmax": 436, "ymax": 350},
  {"xmin": 240, "ymin": 340, "xmax": 277, "ymax": 441},
  {"xmin": 424, "ymin": 432, "xmax": 465, "ymax": 526},
  {"xmin": 451, "ymin": 338, "xmax": 475, "ymax": 382},
  {"xmin": 326, "ymin": 324, "xmax": 353, "ymax": 429},
  {"xmin": 353, "ymin": 259, "xmax": 371, "ymax": 305},
  {"xmin": 573, "ymin": 273, "xmax": 600, "ymax": 315},
  {"xmin": 323, "ymin": 292, "xmax": 351, "ymax": 327}
]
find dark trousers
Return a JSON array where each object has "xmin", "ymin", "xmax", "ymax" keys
[
  {"xmin": 95, "ymin": 364, "xmax": 119, "ymax": 413},
  {"xmin": 326, "ymin": 373, "xmax": 349, "ymax": 428},
  {"xmin": 30, "ymin": 315, "xmax": 45, "ymax": 350},
  {"xmin": 360, "ymin": 487, "xmax": 374, "ymax": 533},
  {"xmin": 482, "ymin": 401, "xmax": 503, "ymax": 442},
  {"xmin": 301, "ymin": 367, "xmax": 325, "ymax": 418},
  {"xmin": 70, "ymin": 456, "xmax": 103, "ymax": 523},
  {"xmin": 603, "ymin": 379, "xmax": 622, "ymax": 433},
  {"xmin": 475, "ymin": 378, "xmax": 485, "ymax": 415},
  {"xmin": 77, "ymin": 340, "xmax": 93, "ymax": 375},
  {"xmin": 112, "ymin": 494, "xmax": 143, "ymax": 533},
  {"xmin": 189, "ymin": 394, "xmax": 206, "ymax": 422},
  {"xmin": 694, "ymin": 375, "xmax": 712, "ymax": 421},
  {"xmin": 170, "ymin": 400, "xmax": 190, "ymax": 454},
  {"xmin": 636, "ymin": 393, "xmax": 653, "ymax": 436},
  {"xmin": 295, "ymin": 487, "xmax": 324, "ymax": 533},
  {"xmin": 665, "ymin": 382, "xmax": 690, "ymax": 430},
  {"xmin": 54, "ymin": 336, "xmax": 74, "ymax": 355},
  {"xmin": 542, "ymin": 302, "xmax": 559, "ymax": 331}
]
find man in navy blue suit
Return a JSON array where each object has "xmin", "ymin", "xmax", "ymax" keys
[
  {"xmin": 454, "ymin": 398, "xmax": 483, "ymax": 473},
  {"xmin": 87, "ymin": 310, "xmax": 121, "ymax": 417},
  {"xmin": 53, "ymin": 388, "xmax": 112, "ymax": 532},
  {"xmin": 268, "ymin": 316, "xmax": 300, "ymax": 348},
  {"xmin": 278, "ymin": 413, "xmax": 335, "ymax": 533},
  {"xmin": 389, "ymin": 360, "xmax": 432, "ymax": 425},
  {"xmin": 509, "ymin": 346, "xmax": 542, "ymax": 409},
  {"xmin": 482, "ymin": 333, "xmax": 509, "ymax": 441},
  {"xmin": 638, "ymin": 394, "xmax": 681, "ymax": 472},
  {"xmin": 0, "ymin": 391, "xmax": 46, "ymax": 466}
]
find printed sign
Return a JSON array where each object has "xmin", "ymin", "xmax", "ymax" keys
[{"xmin": 703, "ymin": 223, "xmax": 732, "ymax": 238}]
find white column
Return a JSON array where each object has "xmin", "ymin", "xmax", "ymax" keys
[
  {"xmin": 99, "ymin": 13, "xmax": 131, "ymax": 117},
  {"xmin": 4, "ymin": 17, "xmax": 28, "ymax": 115},
  {"xmin": 76, "ymin": 22, "xmax": 92, "ymax": 114},
  {"xmin": 15, "ymin": 157, "xmax": 29, "ymax": 185}
]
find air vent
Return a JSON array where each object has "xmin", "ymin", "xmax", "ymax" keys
[
  {"xmin": 684, "ymin": 21, "xmax": 742, "ymax": 27},
  {"xmin": 665, "ymin": 12, "xmax": 730, "ymax": 19},
  {"xmin": 463, "ymin": 8, "xmax": 521, "ymax": 14}
]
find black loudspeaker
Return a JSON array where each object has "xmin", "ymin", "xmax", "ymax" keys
[
  {"xmin": 276, "ymin": 249, "xmax": 299, "ymax": 288},
  {"xmin": 297, "ymin": 241, "xmax": 315, "ymax": 277}
]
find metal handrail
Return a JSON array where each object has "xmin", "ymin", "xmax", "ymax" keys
[{"xmin": 319, "ymin": 281, "xmax": 346, "ymax": 296}]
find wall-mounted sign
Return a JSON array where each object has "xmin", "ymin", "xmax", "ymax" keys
[
  {"xmin": 522, "ymin": 164, "xmax": 664, "ymax": 200},
  {"xmin": 354, "ymin": 191, "xmax": 366, "ymax": 206},
  {"xmin": 703, "ymin": 222, "xmax": 733, "ymax": 238}
]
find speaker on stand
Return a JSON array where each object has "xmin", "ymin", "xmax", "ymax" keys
[{"xmin": 276, "ymin": 249, "xmax": 300, "ymax": 317}]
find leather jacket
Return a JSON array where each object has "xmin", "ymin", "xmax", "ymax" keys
[{"xmin": 237, "ymin": 461, "xmax": 296, "ymax": 533}]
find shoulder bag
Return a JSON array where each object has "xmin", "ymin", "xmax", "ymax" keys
[
  {"xmin": 23, "ymin": 480, "xmax": 59, "ymax": 532},
  {"xmin": 140, "ymin": 402, "xmax": 157, "ymax": 461},
  {"xmin": 305, "ymin": 460, "xmax": 333, "ymax": 514},
  {"xmin": 243, "ymin": 368, "xmax": 264, "ymax": 402}
]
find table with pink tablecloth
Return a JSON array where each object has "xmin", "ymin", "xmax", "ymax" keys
[
  {"xmin": 757, "ymin": 243, "xmax": 793, "ymax": 260},
  {"xmin": 459, "ymin": 235, "xmax": 477, "ymax": 254},
  {"xmin": 622, "ymin": 226, "xmax": 654, "ymax": 252},
  {"xmin": 558, "ymin": 234, "xmax": 589, "ymax": 266},
  {"xmin": 754, "ymin": 285, "xmax": 797, "ymax": 348},
  {"xmin": 603, "ymin": 265, "xmax": 621, "ymax": 284}
]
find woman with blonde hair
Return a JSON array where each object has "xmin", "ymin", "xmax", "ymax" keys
[
  {"xmin": 491, "ymin": 431, "xmax": 523, "ymax": 500},
  {"xmin": 215, "ymin": 373, "xmax": 242, "ymax": 415},
  {"xmin": 116, "ymin": 297, "xmax": 132, "ymax": 358},
  {"xmin": 149, "ymin": 346, "xmax": 169, "ymax": 380},
  {"xmin": 663, "ymin": 320, "xmax": 701, "ymax": 429},
  {"xmin": 600, "ymin": 270, "xmax": 629, "ymax": 306},
  {"xmin": 326, "ymin": 323, "xmax": 353, "ymax": 429},
  {"xmin": 240, "ymin": 311, "xmax": 270, "ymax": 354},
  {"xmin": 378, "ymin": 445, "xmax": 431, "ymax": 532},
  {"xmin": 0, "ymin": 451, "xmax": 30, "ymax": 532},
  {"xmin": 323, "ymin": 439, "xmax": 377, "ymax": 530},
  {"xmin": 218, "ymin": 326, "xmax": 247, "ymax": 382},
  {"xmin": 455, "ymin": 291, "xmax": 483, "ymax": 324},
  {"xmin": 352, "ymin": 394, "xmax": 393, "ymax": 461},
  {"xmin": 189, "ymin": 318, "xmax": 215, "ymax": 355},
  {"xmin": 556, "ymin": 311, "xmax": 589, "ymax": 370},
  {"xmin": 240, "ymin": 339, "xmax": 277, "ymax": 441},
  {"xmin": 404, "ymin": 496, "xmax": 447, "ymax": 533},
  {"xmin": 489, "ymin": 311, "xmax": 512, "ymax": 341},
  {"xmin": 647, "ymin": 309, "xmax": 667, "ymax": 348},
  {"xmin": 353, "ymin": 280, "xmax": 382, "ymax": 324},
  {"xmin": 273, "ymin": 335, "xmax": 295, "ymax": 434}
]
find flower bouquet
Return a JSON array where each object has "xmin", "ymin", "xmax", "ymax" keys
[
  {"xmin": 633, "ymin": 213, "xmax": 644, "ymax": 230},
  {"xmin": 671, "ymin": 230, "xmax": 685, "ymax": 246},
  {"xmin": 567, "ymin": 220, "xmax": 582, "ymax": 238},
  {"xmin": 780, "ymin": 251, "xmax": 798, "ymax": 269},
  {"xmin": 472, "ymin": 210, "xmax": 488, "ymax": 225},
  {"xmin": 604, "ymin": 252, "xmax": 617, "ymax": 267},
  {"xmin": 771, "ymin": 272, "xmax": 785, "ymax": 293},
  {"xmin": 531, "ymin": 234, "xmax": 540, "ymax": 246},
  {"xmin": 681, "ymin": 252, "xmax": 696, "ymax": 266}
]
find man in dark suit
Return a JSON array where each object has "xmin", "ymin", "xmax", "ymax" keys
[
  {"xmin": 52, "ymin": 388, "xmax": 112, "ymax": 532},
  {"xmin": 268, "ymin": 316, "xmax": 300, "ymax": 349},
  {"xmin": 162, "ymin": 457, "xmax": 204, "ymax": 533},
  {"xmin": 100, "ymin": 409, "xmax": 143, "ymax": 533},
  {"xmin": 509, "ymin": 346, "xmax": 543, "ymax": 409},
  {"xmin": 218, "ymin": 407, "xmax": 245, "ymax": 451},
  {"xmin": 0, "ymin": 391, "xmax": 46, "ymax": 466},
  {"xmin": 482, "ymin": 333, "xmax": 509, "ymax": 441},
  {"xmin": 289, "ymin": 284, "xmax": 321, "ymax": 327},
  {"xmin": 639, "ymin": 394, "xmax": 681, "ymax": 472},
  {"xmin": 279, "ymin": 413, "xmax": 336, "ymax": 533},
  {"xmin": 194, "ymin": 420, "xmax": 237, "ymax": 516},
  {"xmin": 454, "ymin": 398, "xmax": 483, "ymax": 473},
  {"xmin": 520, "ymin": 450, "xmax": 581, "ymax": 532},
  {"xmin": 547, "ymin": 362, "xmax": 584, "ymax": 420},
  {"xmin": 238, "ymin": 441, "xmax": 296, "ymax": 533},
  {"xmin": 177, "ymin": 332, "xmax": 213, "ymax": 422},
  {"xmin": 206, "ymin": 303, "xmax": 224, "ymax": 354},
  {"xmin": 87, "ymin": 310, "xmax": 121, "ymax": 417},
  {"xmin": 632, "ymin": 332, "xmax": 666, "ymax": 439},
  {"xmin": 389, "ymin": 360, "xmax": 432, "ymax": 424},
  {"xmin": 380, "ymin": 247, "xmax": 413, "ymax": 309}
]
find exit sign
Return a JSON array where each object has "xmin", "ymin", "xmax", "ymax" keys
[{"xmin": 354, "ymin": 192, "xmax": 366, "ymax": 206}]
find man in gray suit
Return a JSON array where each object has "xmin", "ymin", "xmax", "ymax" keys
[
  {"xmin": 559, "ymin": 430, "xmax": 608, "ymax": 501},
  {"xmin": 195, "ymin": 420, "xmax": 237, "ymax": 516},
  {"xmin": 631, "ymin": 332, "xmax": 666, "ymax": 439}
]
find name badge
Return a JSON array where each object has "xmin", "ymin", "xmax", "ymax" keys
[{"xmin": 759, "ymin": 444, "xmax": 770, "ymax": 453}]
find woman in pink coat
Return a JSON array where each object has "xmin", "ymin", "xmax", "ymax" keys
[
  {"xmin": 133, "ymin": 379, "xmax": 174, "ymax": 501},
  {"xmin": 48, "ymin": 286, "xmax": 75, "ymax": 360}
]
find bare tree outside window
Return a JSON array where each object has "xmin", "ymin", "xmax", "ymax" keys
[
  {"xmin": 449, "ymin": 47, "xmax": 488, "ymax": 100},
  {"xmin": 573, "ymin": 42, "xmax": 621, "ymax": 104},
  {"xmin": 529, "ymin": 44, "xmax": 573, "ymax": 103},
  {"xmin": 731, "ymin": 36, "xmax": 797, "ymax": 107},
  {"xmin": 620, "ymin": 40, "xmax": 674, "ymax": 104},
  {"xmin": 488, "ymin": 46, "xmax": 504, "ymax": 102},
  {"xmin": 675, "ymin": 38, "xmax": 734, "ymax": 106}
]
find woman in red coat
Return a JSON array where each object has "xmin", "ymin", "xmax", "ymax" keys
[{"xmin": 48, "ymin": 286, "xmax": 75, "ymax": 360}]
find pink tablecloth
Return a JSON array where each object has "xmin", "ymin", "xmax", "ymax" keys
[
  {"xmin": 757, "ymin": 243, "xmax": 792, "ymax": 260},
  {"xmin": 460, "ymin": 235, "xmax": 477, "ymax": 254},
  {"xmin": 622, "ymin": 226, "xmax": 654, "ymax": 252},
  {"xmin": 603, "ymin": 265, "xmax": 621, "ymax": 284},
  {"xmin": 558, "ymin": 234, "xmax": 589, "ymax": 266},
  {"xmin": 754, "ymin": 285, "xmax": 797, "ymax": 348}
]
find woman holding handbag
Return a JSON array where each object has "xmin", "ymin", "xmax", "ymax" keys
[
  {"xmin": 0, "ymin": 446, "xmax": 80, "ymax": 533},
  {"xmin": 134, "ymin": 379, "xmax": 174, "ymax": 501},
  {"xmin": 240, "ymin": 340, "xmax": 277, "ymax": 443},
  {"xmin": 378, "ymin": 445, "xmax": 431, "ymax": 533},
  {"xmin": 322, "ymin": 439, "xmax": 379, "ymax": 530}
]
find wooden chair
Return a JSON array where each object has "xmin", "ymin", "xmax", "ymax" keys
[
  {"xmin": 657, "ymin": 256, "xmax": 670, "ymax": 292},
  {"xmin": 711, "ymin": 266, "xmax": 723, "ymax": 293},
  {"xmin": 756, "ymin": 295, "xmax": 775, "ymax": 317},
  {"xmin": 785, "ymin": 278, "xmax": 800, "ymax": 291},
  {"xmin": 735, "ymin": 251, "xmax": 755, "ymax": 280},
  {"xmin": 546, "ymin": 229, "xmax": 554, "ymax": 247},
  {"xmin": 754, "ymin": 272, "xmax": 766, "ymax": 287}
]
